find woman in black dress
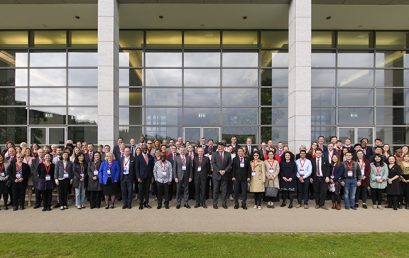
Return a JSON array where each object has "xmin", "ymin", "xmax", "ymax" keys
[
  {"xmin": 37, "ymin": 153, "xmax": 55, "ymax": 211},
  {"xmin": 7, "ymin": 154, "xmax": 30, "ymax": 211},
  {"xmin": 386, "ymin": 156, "xmax": 402, "ymax": 210},
  {"xmin": 279, "ymin": 151, "xmax": 297, "ymax": 208}
]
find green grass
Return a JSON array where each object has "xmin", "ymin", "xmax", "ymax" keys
[{"xmin": 0, "ymin": 233, "xmax": 407, "ymax": 257}]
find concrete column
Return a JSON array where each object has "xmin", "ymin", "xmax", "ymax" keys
[
  {"xmin": 288, "ymin": 0, "xmax": 312, "ymax": 152},
  {"xmin": 97, "ymin": 0, "xmax": 119, "ymax": 147}
]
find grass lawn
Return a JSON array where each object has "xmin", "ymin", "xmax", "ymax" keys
[{"xmin": 0, "ymin": 233, "xmax": 407, "ymax": 257}]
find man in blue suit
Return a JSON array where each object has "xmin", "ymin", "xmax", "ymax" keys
[{"xmin": 135, "ymin": 145, "xmax": 154, "ymax": 210}]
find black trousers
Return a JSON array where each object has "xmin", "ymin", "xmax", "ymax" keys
[
  {"xmin": 371, "ymin": 188, "xmax": 383, "ymax": 205},
  {"xmin": 297, "ymin": 177, "xmax": 310, "ymax": 205},
  {"xmin": 12, "ymin": 183, "xmax": 26, "ymax": 208},
  {"xmin": 281, "ymin": 190, "xmax": 295, "ymax": 204},
  {"xmin": 355, "ymin": 185, "xmax": 368, "ymax": 204},
  {"xmin": 205, "ymin": 175, "xmax": 213, "ymax": 200},
  {"xmin": 42, "ymin": 189, "xmax": 52, "ymax": 209},
  {"xmin": 121, "ymin": 177, "xmax": 133, "ymax": 207},
  {"xmin": 194, "ymin": 172, "xmax": 207, "ymax": 205},
  {"xmin": 0, "ymin": 182, "xmax": 8, "ymax": 206},
  {"xmin": 254, "ymin": 192, "xmax": 263, "ymax": 206},
  {"xmin": 313, "ymin": 177, "xmax": 327, "ymax": 206},
  {"xmin": 212, "ymin": 177, "xmax": 228, "ymax": 206},
  {"xmin": 389, "ymin": 195, "xmax": 399, "ymax": 209},
  {"xmin": 138, "ymin": 178, "xmax": 151, "ymax": 206},
  {"xmin": 176, "ymin": 176, "xmax": 189, "ymax": 206},
  {"xmin": 58, "ymin": 179, "xmax": 70, "ymax": 207},
  {"xmin": 35, "ymin": 187, "xmax": 42, "ymax": 206},
  {"xmin": 233, "ymin": 180, "xmax": 248, "ymax": 206},
  {"xmin": 156, "ymin": 182, "xmax": 170, "ymax": 206},
  {"xmin": 89, "ymin": 191, "xmax": 102, "ymax": 208}
]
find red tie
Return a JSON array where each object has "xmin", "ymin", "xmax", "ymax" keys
[{"xmin": 144, "ymin": 154, "xmax": 148, "ymax": 164}]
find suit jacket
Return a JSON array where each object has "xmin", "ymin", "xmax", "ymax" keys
[
  {"xmin": 258, "ymin": 148, "xmax": 269, "ymax": 161},
  {"xmin": 173, "ymin": 154, "xmax": 193, "ymax": 181},
  {"xmin": 232, "ymin": 156, "xmax": 251, "ymax": 182},
  {"xmin": 135, "ymin": 153, "xmax": 154, "ymax": 180},
  {"xmin": 113, "ymin": 145, "xmax": 121, "ymax": 162},
  {"xmin": 323, "ymin": 150, "xmax": 339, "ymax": 164},
  {"xmin": 87, "ymin": 160, "xmax": 102, "ymax": 191},
  {"xmin": 84, "ymin": 152, "xmax": 94, "ymax": 164},
  {"xmin": 211, "ymin": 151, "xmax": 233, "ymax": 180},
  {"xmin": 72, "ymin": 162, "xmax": 88, "ymax": 188},
  {"xmin": 167, "ymin": 152, "xmax": 179, "ymax": 165},
  {"xmin": 7, "ymin": 162, "xmax": 30, "ymax": 185},
  {"xmin": 37, "ymin": 162, "xmax": 55, "ymax": 190},
  {"xmin": 54, "ymin": 160, "xmax": 74, "ymax": 180},
  {"xmin": 30, "ymin": 157, "xmax": 43, "ymax": 185},
  {"xmin": 120, "ymin": 155, "xmax": 136, "ymax": 182},
  {"xmin": 204, "ymin": 145, "xmax": 216, "ymax": 155},
  {"xmin": 312, "ymin": 157, "xmax": 330, "ymax": 180},
  {"xmin": 192, "ymin": 155, "xmax": 211, "ymax": 177},
  {"xmin": 98, "ymin": 160, "xmax": 120, "ymax": 185}
]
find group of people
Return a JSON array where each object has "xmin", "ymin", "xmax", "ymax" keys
[{"xmin": 0, "ymin": 135, "xmax": 408, "ymax": 212}]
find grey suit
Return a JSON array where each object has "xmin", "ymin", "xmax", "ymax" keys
[
  {"xmin": 173, "ymin": 154, "xmax": 193, "ymax": 206},
  {"xmin": 30, "ymin": 157, "xmax": 43, "ymax": 206},
  {"xmin": 211, "ymin": 151, "xmax": 233, "ymax": 206}
]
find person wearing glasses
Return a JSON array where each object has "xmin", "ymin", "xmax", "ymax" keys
[{"xmin": 7, "ymin": 154, "xmax": 30, "ymax": 211}]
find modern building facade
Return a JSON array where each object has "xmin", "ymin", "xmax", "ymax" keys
[{"xmin": 0, "ymin": 0, "xmax": 408, "ymax": 151}]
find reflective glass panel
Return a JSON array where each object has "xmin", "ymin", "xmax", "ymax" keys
[
  {"xmin": 119, "ymin": 50, "xmax": 143, "ymax": 67},
  {"xmin": 222, "ymin": 69, "xmax": 258, "ymax": 87},
  {"xmin": 312, "ymin": 52, "xmax": 336, "ymax": 67},
  {"xmin": 312, "ymin": 31, "xmax": 333, "ymax": 48},
  {"xmin": 146, "ymin": 88, "xmax": 181, "ymax": 106},
  {"xmin": 222, "ymin": 89, "xmax": 257, "ymax": 106},
  {"xmin": 0, "ymin": 69, "xmax": 27, "ymax": 86},
  {"xmin": 261, "ymin": 69, "xmax": 288, "ymax": 87},
  {"xmin": 145, "ymin": 69, "xmax": 182, "ymax": 86},
  {"xmin": 29, "ymin": 107, "xmax": 66, "ymax": 125},
  {"xmin": 338, "ymin": 52, "xmax": 374, "ymax": 68},
  {"xmin": 145, "ymin": 108, "xmax": 182, "ymax": 126},
  {"xmin": 68, "ymin": 52, "xmax": 97, "ymax": 67},
  {"xmin": 119, "ymin": 88, "xmax": 142, "ymax": 106},
  {"xmin": 223, "ymin": 108, "xmax": 257, "ymax": 125},
  {"xmin": 146, "ymin": 31, "xmax": 182, "ymax": 48},
  {"xmin": 375, "ymin": 51, "xmax": 404, "ymax": 68},
  {"xmin": 145, "ymin": 52, "xmax": 181, "ymax": 67},
  {"xmin": 311, "ymin": 88, "xmax": 336, "ymax": 106},
  {"xmin": 223, "ymin": 31, "xmax": 258, "ymax": 48},
  {"xmin": 338, "ymin": 31, "xmax": 371, "ymax": 49},
  {"xmin": 33, "ymin": 31, "xmax": 66, "ymax": 47},
  {"xmin": 184, "ymin": 31, "xmax": 220, "ymax": 48},
  {"xmin": 119, "ymin": 107, "xmax": 142, "ymax": 125},
  {"xmin": 376, "ymin": 32, "xmax": 408, "ymax": 49},
  {"xmin": 68, "ymin": 126, "xmax": 97, "ymax": 143},
  {"xmin": 184, "ymin": 88, "xmax": 220, "ymax": 106},
  {"xmin": 119, "ymin": 69, "xmax": 143, "ymax": 86},
  {"xmin": 68, "ymin": 108, "xmax": 97, "ymax": 125},
  {"xmin": 119, "ymin": 30, "xmax": 144, "ymax": 48},
  {"xmin": 70, "ymin": 31, "xmax": 98, "ymax": 48},
  {"xmin": 30, "ymin": 69, "xmax": 66, "ymax": 86},
  {"xmin": 312, "ymin": 69, "xmax": 336, "ymax": 87},
  {"xmin": 337, "ymin": 69, "xmax": 374, "ymax": 87},
  {"xmin": 338, "ymin": 108, "xmax": 374, "ymax": 125},
  {"xmin": 260, "ymin": 31, "xmax": 288, "ymax": 49},
  {"xmin": 375, "ymin": 70, "xmax": 404, "ymax": 87},
  {"xmin": 30, "ymin": 88, "xmax": 66, "ymax": 105},
  {"xmin": 0, "ymin": 50, "xmax": 28, "ymax": 67},
  {"xmin": 0, "ymin": 88, "xmax": 27, "ymax": 105},
  {"xmin": 184, "ymin": 69, "xmax": 220, "ymax": 87},
  {"xmin": 183, "ymin": 108, "xmax": 220, "ymax": 126},
  {"xmin": 30, "ymin": 52, "xmax": 66, "ymax": 67},
  {"xmin": 68, "ymin": 88, "xmax": 97, "ymax": 106},
  {"xmin": 338, "ymin": 89, "xmax": 374, "ymax": 106},
  {"xmin": 0, "ymin": 31, "xmax": 28, "ymax": 47},
  {"xmin": 0, "ymin": 107, "xmax": 27, "ymax": 125},
  {"xmin": 260, "ymin": 51, "xmax": 288, "ymax": 67},
  {"xmin": 222, "ymin": 52, "xmax": 258, "ymax": 67},
  {"xmin": 184, "ymin": 52, "xmax": 220, "ymax": 67}
]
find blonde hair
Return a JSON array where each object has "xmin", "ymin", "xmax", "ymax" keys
[{"xmin": 105, "ymin": 152, "xmax": 114, "ymax": 161}]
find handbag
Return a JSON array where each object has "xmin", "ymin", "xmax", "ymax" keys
[{"xmin": 265, "ymin": 186, "xmax": 279, "ymax": 197}]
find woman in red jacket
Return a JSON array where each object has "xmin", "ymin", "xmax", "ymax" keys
[{"xmin": 354, "ymin": 150, "xmax": 371, "ymax": 209}]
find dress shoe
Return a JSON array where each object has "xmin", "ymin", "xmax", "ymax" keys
[
  {"xmin": 213, "ymin": 204, "xmax": 218, "ymax": 209},
  {"xmin": 47, "ymin": 207, "xmax": 51, "ymax": 211},
  {"xmin": 320, "ymin": 206, "xmax": 328, "ymax": 210},
  {"xmin": 165, "ymin": 204, "xmax": 169, "ymax": 209},
  {"xmin": 295, "ymin": 204, "xmax": 301, "ymax": 208},
  {"xmin": 194, "ymin": 204, "xmax": 200, "ymax": 208},
  {"xmin": 157, "ymin": 205, "xmax": 162, "ymax": 209},
  {"xmin": 351, "ymin": 207, "xmax": 357, "ymax": 210},
  {"xmin": 288, "ymin": 203, "xmax": 293, "ymax": 209},
  {"xmin": 304, "ymin": 204, "xmax": 309, "ymax": 209},
  {"xmin": 42, "ymin": 208, "xmax": 47, "ymax": 211},
  {"xmin": 110, "ymin": 205, "xmax": 114, "ymax": 209},
  {"xmin": 13, "ymin": 207, "xmax": 18, "ymax": 211},
  {"xmin": 331, "ymin": 202, "xmax": 336, "ymax": 209},
  {"xmin": 336, "ymin": 203, "xmax": 341, "ymax": 210},
  {"xmin": 242, "ymin": 205, "xmax": 247, "ymax": 210},
  {"xmin": 128, "ymin": 206, "xmax": 132, "ymax": 209},
  {"xmin": 362, "ymin": 204, "xmax": 368, "ymax": 209},
  {"xmin": 202, "ymin": 203, "xmax": 207, "ymax": 208},
  {"xmin": 105, "ymin": 205, "xmax": 110, "ymax": 209},
  {"xmin": 234, "ymin": 205, "xmax": 239, "ymax": 209},
  {"xmin": 33, "ymin": 205, "xmax": 40, "ymax": 209},
  {"xmin": 20, "ymin": 206, "xmax": 25, "ymax": 210},
  {"xmin": 222, "ymin": 204, "xmax": 228, "ymax": 209},
  {"xmin": 176, "ymin": 204, "xmax": 181, "ymax": 209},
  {"xmin": 139, "ymin": 205, "xmax": 143, "ymax": 210},
  {"xmin": 144, "ymin": 204, "xmax": 152, "ymax": 209},
  {"xmin": 122, "ymin": 205, "xmax": 127, "ymax": 209},
  {"xmin": 280, "ymin": 202, "xmax": 286, "ymax": 207},
  {"xmin": 184, "ymin": 204, "xmax": 191, "ymax": 209}
]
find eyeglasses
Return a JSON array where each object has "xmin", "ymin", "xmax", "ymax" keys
[{"xmin": 17, "ymin": 157, "xmax": 24, "ymax": 159}]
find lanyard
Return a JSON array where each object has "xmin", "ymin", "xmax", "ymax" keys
[
  {"xmin": 300, "ymin": 159, "xmax": 305, "ymax": 169},
  {"xmin": 16, "ymin": 163, "xmax": 22, "ymax": 173},
  {"xmin": 269, "ymin": 160, "xmax": 274, "ymax": 168},
  {"xmin": 45, "ymin": 164, "xmax": 51, "ymax": 174},
  {"xmin": 123, "ymin": 157, "xmax": 130, "ymax": 167},
  {"xmin": 346, "ymin": 161, "xmax": 353, "ymax": 170}
]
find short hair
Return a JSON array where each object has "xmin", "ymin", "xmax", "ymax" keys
[{"xmin": 299, "ymin": 150, "xmax": 307, "ymax": 154}]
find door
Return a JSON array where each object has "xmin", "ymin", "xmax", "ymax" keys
[
  {"xmin": 29, "ymin": 127, "xmax": 66, "ymax": 145},
  {"xmin": 183, "ymin": 127, "xmax": 220, "ymax": 143},
  {"xmin": 338, "ymin": 127, "xmax": 374, "ymax": 144}
]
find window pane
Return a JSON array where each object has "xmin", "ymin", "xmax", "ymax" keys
[
  {"xmin": 33, "ymin": 31, "xmax": 66, "ymax": 47},
  {"xmin": 261, "ymin": 108, "xmax": 287, "ymax": 125},
  {"xmin": 68, "ymin": 126, "xmax": 97, "ymax": 143},
  {"xmin": 30, "ymin": 69, "xmax": 66, "ymax": 86},
  {"xmin": 0, "ymin": 88, "xmax": 27, "ymax": 105},
  {"xmin": 312, "ymin": 31, "xmax": 333, "ymax": 48},
  {"xmin": 30, "ymin": 52, "xmax": 66, "ymax": 67},
  {"xmin": 260, "ymin": 88, "xmax": 288, "ymax": 106},
  {"xmin": 338, "ymin": 89, "xmax": 374, "ymax": 106},
  {"xmin": 261, "ymin": 127, "xmax": 272, "ymax": 142},
  {"xmin": 312, "ymin": 108, "xmax": 336, "ymax": 125},
  {"xmin": 261, "ymin": 69, "xmax": 288, "ymax": 87},
  {"xmin": 223, "ymin": 31, "xmax": 258, "ymax": 48},
  {"xmin": 376, "ymin": 32, "xmax": 408, "ymax": 49},
  {"xmin": 184, "ymin": 69, "xmax": 220, "ymax": 86},
  {"xmin": 145, "ymin": 52, "xmax": 181, "ymax": 67},
  {"xmin": 338, "ymin": 52, "xmax": 374, "ymax": 68},
  {"xmin": 375, "ymin": 51, "xmax": 404, "ymax": 68},
  {"xmin": 68, "ymin": 88, "xmax": 97, "ymax": 106},
  {"xmin": 0, "ymin": 50, "xmax": 28, "ymax": 67},
  {"xmin": 119, "ymin": 50, "xmax": 143, "ymax": 67},
  {"xmin": 145, "ymin": 127, "xmax": 179, "ymax": 140},
  {"xmin": 29, "ymin": 107, "xmax": 66, "ymax": 125},
  {"xmin": 312, "ymin": 127, "xmax": 336, "ymax": 142},
  {"xmin": 119, "ymin": 126, "xmax": 143, "ymax": 142},
  {"xmin": 145, "ymin": 108, "xmax": 182, "ymax": 126},
  {"xmin": 184, "ymin": 31, "xmax": 220, "ymax": 48},
  {"xmin": 68, "ymin": 108, "xmax": 97, "ymax": 125},
  {"xmin": 68, "ymin": 69, "xmax": 97, "ymax": 86},
  {"xmin": 30, "ymin": 88, "xmax": 66, "ymax": 105},
  {"xmin": 311, "ymin": 88, "xmax": 335, "ymax": 106},
  {"xmin": 222, "ymin": 52, "xmax": 258, "ymax": 67},
  {"xmin": 222, "ymin": 89, "xmax": 257, "ymax": 106},
  {"xmin": 184, "ymin": 88, "xmax": 220, "ymax": 106},
  {"xmin": 260, "ymin": 51, "xmax": 288, "ymax": 67},
  {"xmin": 146, "ymin": 69, "xmax": 182, "ymax": 86},
  {"xmin": 119, "ymin": 107, "xmax": 142, "ymax": 125},
  {"xmin": 337, "ymin": 69, "xmax": 373, "ymax": 87},
  {"xmin": 338, "ymin": 108, "xmax": 374, "ymax": 125},
  {"xmin": 223, "ymin": 69, "xmax": 258, "ymax": 87},
  {"xmin": 0, "ymin": 107, "xmax": 27, "ymax": 125},
  {"xmin": 0, "ymin": 127, "xmax": 27, "ymax": 144},
  {"xmin": 375, "ymin": 69, "xmax": 404, "ymax": 87},
  {"xmin": 338, "ymin": 31, "xmax": 371, "ymax": 49},
  {"xmin": 312, "ymin": 52, "xmax": 336, "ymax": 67},
  {"xmin": 146, "ymin": 31, "xmax": 182, "ymax": 48},
  {"xmin": 222, "ymin": 127, "xmax": 257, "ymax": 144},
  {"xmin": 184, "ymin": 52, "xmax": 220, "ymax": 67},
  {"xmin": 260, "ymin": 31, "xmax": 288, "ymax": 49},
  {"xmin": 223, "ymin": 108, "xmax": 257, "ymax": 126},
  {"xmin": 119, "ymin": 69, "xmax": 143, "ymax": 87},
  {"xmin": 183, "ymin": 108, "xmax": 220, "ymax": 126},
  {"xmin": 0, "ymin": 31, "xmax": 28, "ymax": 47},
  {"xmin": 312, "ymin": 69, "xmax": 336, "ymax": 87},
  {"xmin": 376, "ymin": 127, "xmax": 409, "ymax": 145},
  {"xmin": 0, "ymin": 69, "xmax": 27, "ymax": 86},
  {"xmin": 376, "ymin": 88, "xmax": 407, "ymax": 106},
  {"xmin": 70, "ymin": 31, "xmax": 97, "ymax": 48},
  {"xmin": 146, "ymin": 88, "xmax": 181, "ymax": 106},
  {"xmin": 119, "ymin": 88, "xmax": 142, "ymax": 106},
  {"xmin": 68, "ymin": 52, "xmax": 97, "ymax": 67},
  {"xmin": 119, "ymin": 30, "xmax": 144, "ymax": 48},
  {"xmin": 376, "ymin": 107, "xmax": 408, "ymax": 125}
]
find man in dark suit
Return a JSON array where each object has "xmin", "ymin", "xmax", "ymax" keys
[
  {"xmin": 323, "ymin": 143, "xmax": 338, "ymax": 164},
  {"xmin": 135, "ymin": 145, "xmax": 154, "ymax": 210},
  {"xmin": 360, "ymin": 138, "xmax": 373, "ymax": 160},
  {"xmin": 204, "ymin": 139, "xmax": 216, "ymax": 155},
  {"xmin": 167, "ymin": 145, "xmax": 178, "ymax": 201},
  {"xmin": 317, "ymin": 136, "xmax": 328, "ymax": 153},
  {"xmin": 258, "ymin": 142, "xmax": 268, "ymax": 161},
  {"xmin": 31, "ymin": 148, "xmax": 45, "ymax": 209},
  {"xmin": 230, "ymin": 136, "xmax": 240, "ymax": 154},
  {"xmin": 232, "ymin": 147, "xmax": 251, "ymax": 209},
  {"xmin": 192, "ymin": 147, "xmax": 211, "ymax": 208},
  {"xmin": 84, "ymin": 143, "xmax": 94, "ymax": 163},
  {"xmin": 120, "ymin": 147, "xmax": 135, "ymax": 209},
  {"xmin": 173, "ymin": 146, "xmax": 193, "ymax": 209},
  {"xmin": 311, "ymin": 148, "xmax": 330, "ymax": 209},
  {"xmin": 113, "ymin": 137, "xmax": 124, "ymax": 162},
  {"xmin": 211, "ymin": 142, "xmax": 233, "ymax": 209}
]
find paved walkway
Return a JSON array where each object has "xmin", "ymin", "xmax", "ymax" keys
[{"xmin": 0, "ymin": 200, "xmax": 408, "ymax": 233}]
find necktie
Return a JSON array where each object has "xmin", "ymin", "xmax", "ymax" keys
[
  {"xmin": 144, "ymin": 154, "xmax": 148, "ymax": 164},
  {"xmin": 317, "ymin": 158, "xmax": 321, "ymax": 176}
]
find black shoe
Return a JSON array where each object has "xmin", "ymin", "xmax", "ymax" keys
[
  {"xmin": 351, "ymin": 207, "xmax": 357, "ymax": 210},
  {"xmin": 47, "ymin": 207, "xmax": 51, "ymax": 211},
  {"xmin": 13, "ymin": 207, "xmax": 18, "ymax": 211},
  {"xmin": 42, "ymin": 208, "xmax": 47, "ymax": 211},
  {"xmin": 165, "ymin": 204, "xmax": 169, "ymax": 209},
  {"xmin": 222, "ymin": 204, "xmax": 228, "ymax": 209},
  {"xmin": 362, "ymin": 204, "xmax": 367, "ymax": 209},
  {"xmin": 157, "ymin": 205, "xmax": 162, "ymax": 209},
  {"xmin": 176, "ymin": 204, "xmax": 181, "ymax": 209},
  {"xmin": 4, "ymin": 206, "xmax": 8, "ymax": 210},
  {"xmin": 354, "ymin": 204, "xmax": 358, "ymax": 208},
  {"xmin": 194, "ymin": 204, "xmax": 199, "ymax": 208},
  {"xmin": 54, "ymin": 203, "xmax": 60, "ymax": 208},
  {"xmin": 280, "ymin": 202, "xmax": 286, "ymax": 207},
  {"xmin": 242, "ymin": 205, "xmax": 247, "ymax": 210},
  {"xmin": 34, "ymin": 205, "xmax": 40, "ymax": 209},
  {"xmin": 202, "ymin": 203, "xmax": 207, "ymax": 208},
  {"xmin": 122, "ymin": 205, "xmax": 127, "ymax": 209},
  {"xmin": 128, "ymin": 206, "xmax": 132, "ymax": 209},
  {"xmin": 184, "ymin": 204, "xmax": 191, "ymax": 209},
  {"xmin": 20, "ymin": 206, "xmax": 25, "ymax": 210},
  {"xmin": 110, "ymin": 205, "xmax": 114, "ymax": 209},
  {"xmin": 213, "ymin": 204, "xmax": 218, "ymax": 209},
  {"xmin": 234, "ymin": 205, "xmax": 239, "ymax": 209},
  {"xmin": 105, "ymin": 205, "xmax": 110, "ymax": 209},
  {"xmin": 288, "ymin": 203, "xmax": 293, "ymax": 209},
  {"xmin": 144, "ymin": 204, "xmax": 152, "ymax": 209},
  {"xmin": 394, "ymin": 207, "xmax": 398, "ymax": 210},
  {"xmin": 139, "ymin": 205, "xmax": 143, "ymax": 210}
]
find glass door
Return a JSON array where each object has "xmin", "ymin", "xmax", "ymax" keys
[
  {"xmin": 183, "ymin": 127, "xmax": 220, "ymax": 143},
  {"xmin": 29, "ymin": 127, "xmax": 66, "ymax": 145},
  {"xmin": 337, "ymin": 127, "xmax": 374, "ymax": 144}
]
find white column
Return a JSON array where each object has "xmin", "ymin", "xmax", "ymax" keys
[
  {"xmin": 98, "ymin": 0, "xmax": 119, "ymax": 147},
  {"xmin": 288, "ymin": 0, "xmax": 311, "ymax": 152}
]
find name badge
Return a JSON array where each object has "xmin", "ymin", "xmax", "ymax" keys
[
  {"xmin": 0, "ymin": 172, "xmax": 4, "ymax": 177},
  {"xmin": 16, "ymin": 173, "xmax": 22, "ymax": 179},
  {"xmin": 240, "ymin": 163, "xmax": 244, "ymax": 168},
  {"xmin": 330, "ymin": 175, "xmax": 334, "ymax": 179},
  {"xmin": 63, "ymin": 173, "xmax": 69, "ymax": 179},
  {"xmin": 45, "ymin": 175, "xmax": 51, "ymax": 181},
  {"xmin": 347, "ymin": 171, "xmax": 353, "ymax": 177},
  {"xmin": 123, "ymin": 167, "xmax": 129, "ymax": 175},
  {"xmin": 252, "ymin": 171, "xmax": 256, "ymax": 177},
  {"xmin": 107, "ymin": 169, "xmax": 111, "ymax": 175},
  {"xmin": 80, "ymin": 173, "xmax": 84, "ymax": 178},
  {"xmin": 182, "ymin": 165, "xmax": 186, "ymax": 171},
  {"xmin": 197, "ymin": 166, "xmax": 202, "ymax": 172},
  {"xmin": 162, "ymin": 170, "xmax": 167, "ymax": 176},
  {"xmin": 299, "ymin": 169, "xmax": 304, "ymax": 172},
  {"xmin": 93, "ymin": 170, "xmax": 98, "ymax": 176},
  {"xmin": 269, "ymin": 169, "xmax": 274, "ymax": 174},
  {"xmin": 376, "ymin": 175, "xmax": 381, "ymax": 181}
]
